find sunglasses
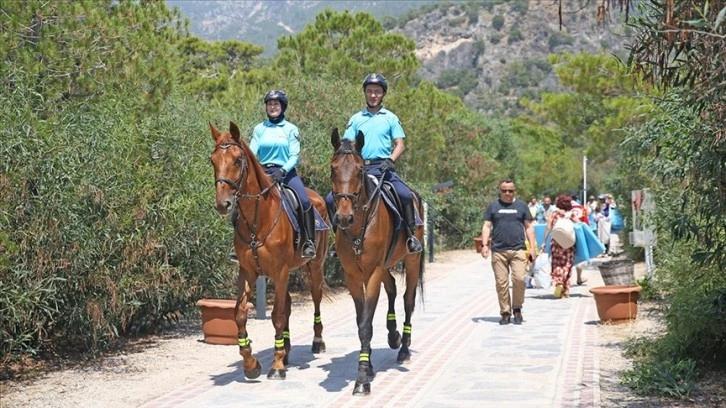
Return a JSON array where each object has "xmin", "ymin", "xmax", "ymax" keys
[{"xmin": 501, "ymin": 189, "xmax": 515, "ymax": 193}]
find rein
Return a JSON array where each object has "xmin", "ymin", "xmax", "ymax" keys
[{"xmin": 215, "ymin": 140, "xmax": 283, "ymax": 276}]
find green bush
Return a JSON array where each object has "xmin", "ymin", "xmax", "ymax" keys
[
  {"xmin": 508, "ymin": 28, "xmax": 524, "ymax": 44},
  {"xmin": 622, "ymin": 358, "xmax": 698, "ymax": 397},
  {"xmin": 492, "ymin": 15, "xmax": 505, "ymax": 31},
  {"xmin": 0, "ymin": 85, "xmax": 234, "ymax": 360}
]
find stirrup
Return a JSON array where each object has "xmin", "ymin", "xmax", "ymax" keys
[
  {"xmin": 406, "ymin": 237, "xmax": 422, "ymax": 253},
  {"xmin": 302, "ymin": 241, "xmax": 316, "ymax": 258}
]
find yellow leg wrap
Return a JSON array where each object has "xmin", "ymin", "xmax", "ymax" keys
[
  {"xmin": 387, "ymin": 313, "xmax": 396, "ymax": 321},
  {"xmin": 275, "ymin": 337, "xmax": 285, "ymax": 349},
  {"xmin": 359, "ymin": 352, "xmax": 370, "ymax": 363},
  {"xmin": 238, "ymin": 336, "xmax": 251, "ymax": 348},
  {"xmin": 283, "ymin": 330, "xmax": 290, "ymax": 339},
  {"xmin": 403, "ymin": 324, "xmax": 412, "ymax": 334},
  {"xmin": 314, "ymin": 315, "xmax": 322, "ymax": 324}
]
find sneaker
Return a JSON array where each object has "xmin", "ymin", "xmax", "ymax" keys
[
  {"xmin": 553, "ymin": 284, "xmax": 563, "ymax": 299},
  {"xmin": 513, "ymin": 309, "xmax": 523, "ymax": 325},
  {"xmin": 228, "ymin": 252, "xmax": 238, "ymax": 263},
  {"xmin": 499, "ymin": 312, "xmax": 511, "ymax": 325}
]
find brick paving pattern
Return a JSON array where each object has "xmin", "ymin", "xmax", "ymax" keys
[{"xmin": 141, "ymin": 250, "xmax": 612, "ymax": 408}]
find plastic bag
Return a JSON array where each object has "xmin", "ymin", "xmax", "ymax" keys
[
  {"xmin": 610, "ymin": 208, "xmax": 624, "ymax": 232},
  {"xmin": 530, "ymin": 253, "xmax": 552, "ymax": 288}
]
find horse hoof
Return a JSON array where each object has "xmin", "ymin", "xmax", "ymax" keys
[
  {"xmin": 267, "ymin": 368, "xmax": 287, "ymax": 380},
  {"xmin": 397, "ymin": 350, "xmax": 411, "ymax": 363},
  {"xmin": 311, "ymin": 340, "xmax": 326, "ymax": 354},
  {"xmin": 245, "ymin": 360, "xmax": 262, "ymax": 379},
  {"xmin": 352, "ymin": 381, "xmax": 371, "ymax": 396},
  {"xmin": 388, "ymin": 331, "xmax": 401, "ymax": 349}
]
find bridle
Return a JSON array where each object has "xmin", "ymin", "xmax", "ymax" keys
[
  {"xmin": 213, "ymin": 139, "xmax": 282, "ymax": 273},
  {"xmin": 330, "ymin": 146, "xmax": 385, "ymax": 256},
  {"xmin": 331, "ymin": 147, "xmax": 365, "ymax": 211}
]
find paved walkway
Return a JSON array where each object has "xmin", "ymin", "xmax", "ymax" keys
[{"xmin": 141, "ymin": 249, "xmax": 614, "ymax": 408}]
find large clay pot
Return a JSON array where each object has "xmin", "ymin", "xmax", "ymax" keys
[
  {"xmin": 589, "ymin": 285, "xmax": 642, "ymax": 324},
  {"xmin": 196, "ymin": 299, "xmax": 239, "ymax": 345}
]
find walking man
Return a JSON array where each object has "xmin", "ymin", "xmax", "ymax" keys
[{"xmin": 480, "ymin": 178, "xmax": 537, "ymax": 325}]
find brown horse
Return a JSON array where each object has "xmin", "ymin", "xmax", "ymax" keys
[
  {"xmin": 209, "ymin": 121, "xmax": 329, "ymax": 380},
  {"xmin": 329, "ymin": 128, "xmax": 425, "ymax": 395}
]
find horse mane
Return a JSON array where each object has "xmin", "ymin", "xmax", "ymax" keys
[
  {"xmin": 236, "ymin": 136, "xmax": 279, "ymax": 198},
  {"xmin": 217, "ymin": 127, "xmax": 280, "ymax": 200}
]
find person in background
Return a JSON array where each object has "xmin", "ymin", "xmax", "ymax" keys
[
  {"xmin": 480, "ymin": 178, "xmax": 537, "ymax": 325},
  {"xmin": 541, "ymin": 194, "xmax": 578, "ymax": 298},
  {"xmin": 542, "ymin": 195, "xmax": 555, "ymax": 218},
  {"xmin": 570, "ymin": 193, "xmax": 589, "ymax": 285},
  {"xmin": 598, "ymin": 194, "xmax": 613, "ymax": 255},
  {"xmin": 528, "ymin": 196, "xmax": 540, "ymax": 218}
]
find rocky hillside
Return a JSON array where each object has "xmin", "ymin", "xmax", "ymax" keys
[
  {"xmin": 170, "ymin": 0, "xmax": 632, "ymax": 114},
  {"xmin": 167, "ymin": 0, "xmax": 438, "ymax": 56},
  {"xmin": 390, "ymin": 1, "xmax": 632, "ymax": 113}
]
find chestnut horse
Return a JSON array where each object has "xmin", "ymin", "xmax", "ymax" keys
[
  {"xmin": 209, "ymin": 121, "xmax": 329, "ymax": 380},
  {"xmin": 329, "ymin": 128, "xmax": 425, "ymax": 395}
]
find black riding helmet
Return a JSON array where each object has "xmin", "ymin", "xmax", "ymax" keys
[
  {"xmin": 263, "ymin": 90, "xmax": 288, "ymax": 115},
  {"xmin": 362, "ymin": 73, "xmax": 388, "ymax": 93}
]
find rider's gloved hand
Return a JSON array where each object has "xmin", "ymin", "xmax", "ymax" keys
[
  {"xmin": 379, "ymin": 158, "xmax": 395, "ymax": 172},
  {"xmin": 271, "ymin": 168, "xmax": 286, "ymax": 183}
]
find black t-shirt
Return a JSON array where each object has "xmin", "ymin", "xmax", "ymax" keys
[{"xmin": 483, "ymin": 198, "xmax": 532, "ymax": 252}]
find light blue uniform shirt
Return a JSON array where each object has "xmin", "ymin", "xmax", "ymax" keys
[
  {"xmin": 249, "ymin": 119, "xmax": 300, "ymax": 173},
  {"xmin": 342, "ymin": 107, "xmax": 405, "ymax": 160}
]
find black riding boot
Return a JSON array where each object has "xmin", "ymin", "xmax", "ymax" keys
[
  {"xmin": 402, "ymin": 201, "xmax": 422, "ymax": 253},
  {"xmin": 326, "ymin": 202, "xmax": 338, "ymax": 258},
  {"xmin": 301, "ymin": 207, "xmax": 317, "ymax": 258}
]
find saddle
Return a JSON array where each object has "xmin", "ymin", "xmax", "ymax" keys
[
  {"xmin": 278, "ymin": 185, "xmax": 328, "ymax": 241},
  {"xmin": 364, "ymin": 174, "xmax": 405, "ymax": 230}
]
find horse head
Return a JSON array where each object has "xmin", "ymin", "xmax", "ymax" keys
[
  {"xmin": 209, "ymin": 121, "xmax": 274, "ymax": 216},
  {"xmin": 330, "ymin": 128, "xmax": 365, "ymax": 229}
]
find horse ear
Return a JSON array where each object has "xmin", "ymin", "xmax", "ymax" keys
[
  {"xmin": 331, "ymin": 128, "xmax": 340, "ymax": 150},
  {"xmin": 229, "ymin": 121, "xmax": 242, "ymax": 142},
  {"xmin": 209, "ymin": 122, "xmax": 221, "ymax": 141},
  {"xmin": 355, "ymin": 130, "xmax": 365, "ymax": 153}
]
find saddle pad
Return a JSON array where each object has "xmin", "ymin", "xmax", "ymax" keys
[
  {"xmin": 368, "ymin": 176, "xmax": 424, "ymax": 230},
  {"xmin": 280, "ymin": 200, "xmax": 329, "ymax": 232}
]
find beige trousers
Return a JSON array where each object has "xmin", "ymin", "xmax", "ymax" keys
[{"xmin": 491, "ymin": 250, "xmax": 528, "ymax": 315}]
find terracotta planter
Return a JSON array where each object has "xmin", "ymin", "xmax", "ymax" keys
[
  {"xmin": 589, "ymin": 285, "xmax": 642, "ymax": 324},
  {"xmin": 474, "ymin": 237, "xmax": 483, "ymax": 253},
  {"xmin": 196, "ymin": 299, "xmax": 239, "ymax": 345}
]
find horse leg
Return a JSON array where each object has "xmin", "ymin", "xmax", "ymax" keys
[
  {"xmin": 382, "ymin": 270, "xmax": 401, "ymax": 349},
  {"xmin": 283, "ymin": 291, "xmax": 292, "ymax": 366},
  {"xmin": 267, "ymin": 272, "xmax": 290, "ymax": 380},
  {"xmin": 237, "ymin": 274, "xmax": 262, "ymax": 379},
  {"xmin": 352, "ymin": 271, "xmax": 383, "ymax": 396},
  {"xmin": 304, "ymin": 261, "xmax": 326, "ymax": 354},
  {"xmin": 397, "ymin": 254, "xmax": 423, "ymax": 363}
]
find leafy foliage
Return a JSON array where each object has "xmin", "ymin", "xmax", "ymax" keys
[{"xmin": 274, "ymin": 9, "xmax": 419, "ymax": 89}]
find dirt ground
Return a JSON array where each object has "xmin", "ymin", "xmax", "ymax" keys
[{"xmin": 1, "ymin": 252, "xmax": 724, "ymax": 407}]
